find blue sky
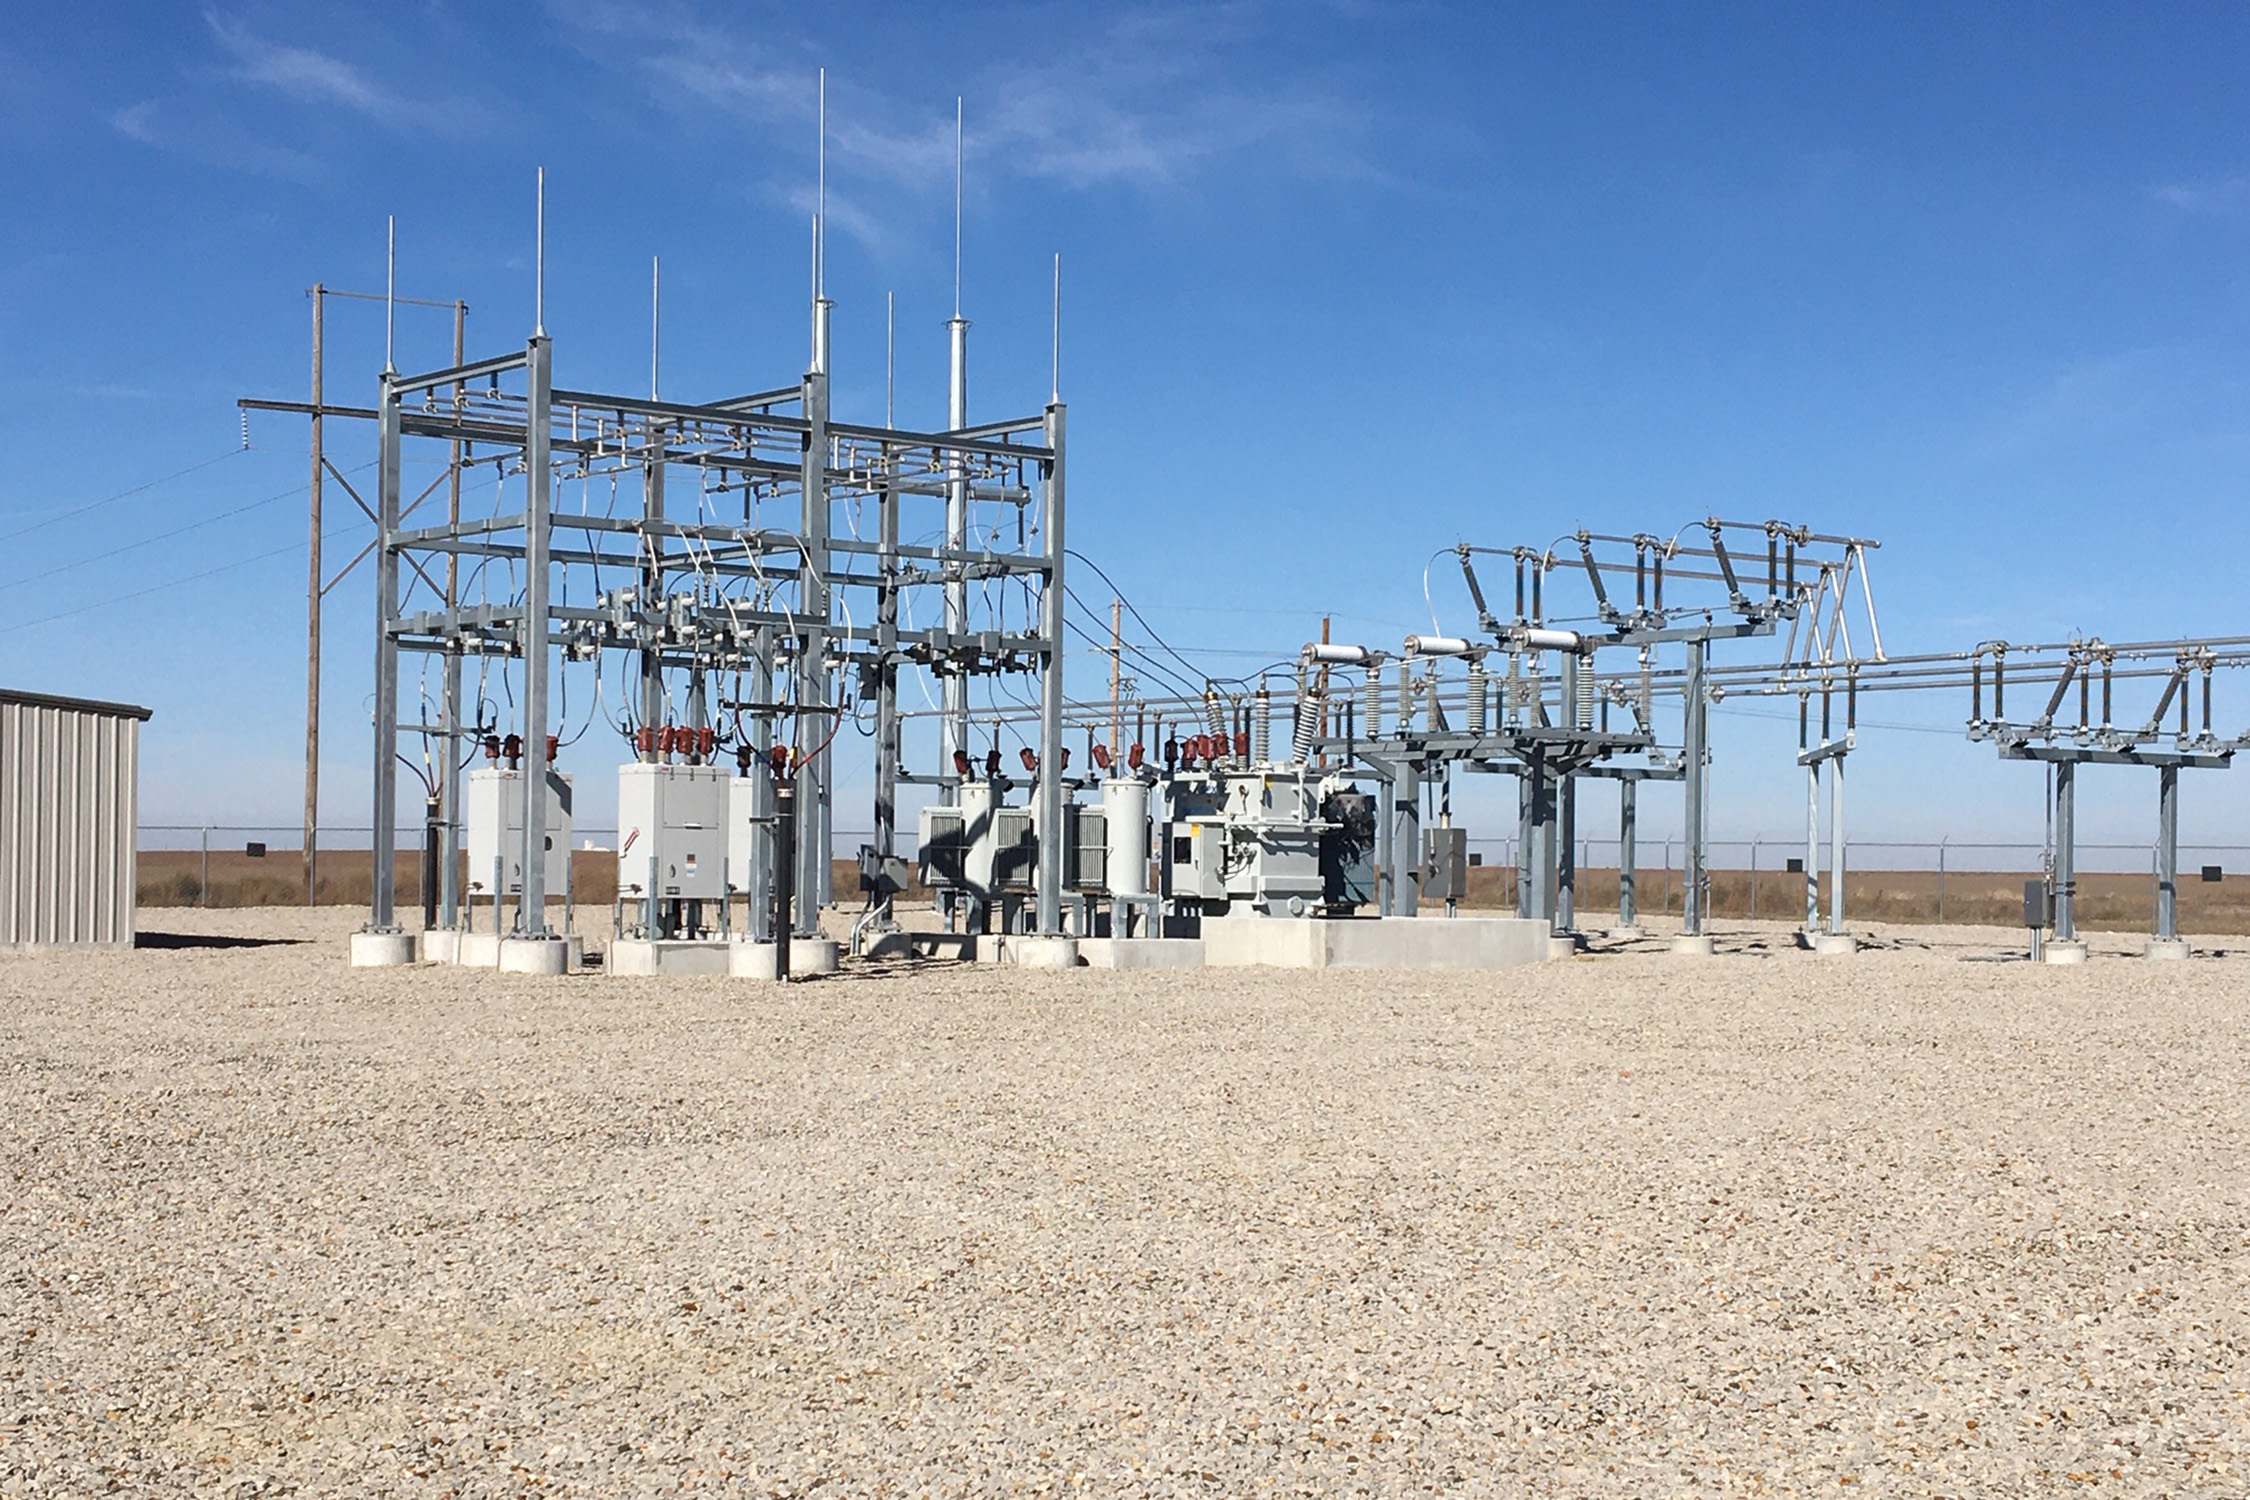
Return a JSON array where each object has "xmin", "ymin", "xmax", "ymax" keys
[{"xmin": 5, "ymin": 3, "xmax": 2250, "ymax": 861}]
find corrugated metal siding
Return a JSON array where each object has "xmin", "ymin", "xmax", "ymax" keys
[{"xmin": 1, "ymin": 698, "xmax": 140, "ymax": 949}]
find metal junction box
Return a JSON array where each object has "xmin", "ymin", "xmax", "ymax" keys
[
  {"xmin": 465, "ymin": 768, "xmax": 574, "ymax": 896},
  {"xmin": 1421, "ymin": 827, "xmax": 1468, "ymax": 904},
  {"xmin": 617, "ymin": 762, "xmax": 729, "ymax": 901}
]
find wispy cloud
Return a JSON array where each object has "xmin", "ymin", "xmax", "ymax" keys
[
  {"xmin": 107, "ymin": 97, "xmax": 321, "ymax": 181},
  {"xmin": 200, "ymin": 10, "xmax": 489, "ymax": 136},
  {"xmin": 2150, "ymin": 175, "xmax": 2250, "ymax": 214},
  {"xmin": 545, "ymin": 0, "xmax": 1370, "ymax": 247}
]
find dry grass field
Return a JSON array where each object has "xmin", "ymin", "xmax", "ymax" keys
[
  {"xmin": 3, "ymin": 905, "xmax": 2245, "ymax": 1496},
  {"xmin": 140, "ymin": 849, "xmax": 2250, "ymax": 938}
]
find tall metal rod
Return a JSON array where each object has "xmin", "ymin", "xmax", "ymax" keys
[
  {"xmin": 749, "ymin": 626, "xmax": 774, "ymax": 941},
  {"xmin": 368, "ymin": 370, "xmax": 403, "ymax": 931},
  {"xmin": 519, "ymin": 333, "xmax": 554, "ymax": 938},
  {"xmin": 304, "ymin": 285, "xmax": 324, "ymax": 907},
  {"xmin": 1557, "ymin": 772, "xmax": 1576, "ymax": 933},
  {"xmin": 1681, "ymin": 639, "xmax": 1709, "ymax": 937},
  {"xmin": 639, "ymin": 261, "xmax": 666, "ymax": 748},
  {"xmin": 2156, "ymin": 764, "xmax": 2179, "ymax": 941},
  {"xmin": 2052, "ymin": 759, "xmax": 2077, "ymax": 943},
  {"xmin": 1035, "ymin": 399, "xmax": 1068, "ymax": 934},
  {"xmin": 1109, "ymin": 598, "xmax": 1123, "ymax": 757},
  {"xmin": 942, "ymin": 312, "xmax": 971, "ymax": 790},
  {"xmin": 439, "ymin": 298, "xmax": 466, "ymax": 928}
]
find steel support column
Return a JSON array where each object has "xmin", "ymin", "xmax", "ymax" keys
[
  {"xmin": 518, "ymin": 333, "xmax": 554, "ymax": 937},
  {"xmin": 1616, "ymin": 777, "xmax": 1638, "ymax": 929},
  {"xmin": 368, "ymin": 371, "xmax": 402, "ymax": 931},
  {"xmin": 2053, "ymin": 759, "xmax": 2077, "ymax": 942},
  {"xmin": 1682, "ymin": 639, "xmax": 1709, "ymax": 937},
  {"xmin": 2156, "ymin": 763, "xmax": 2179, "ymax": 941},
  {"xmin": 1034, "ymin": 401, "xmax": 1067, "ymax": 934}
]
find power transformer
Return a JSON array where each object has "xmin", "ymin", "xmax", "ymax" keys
[
  {"xmin": 617, "ymin": 762, "xmax": 729, "ymax": 902},
  {"xmin": 465, "ymin": 768, "xmax": 574, "ymax": 896}
]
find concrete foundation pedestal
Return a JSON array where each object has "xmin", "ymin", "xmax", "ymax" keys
[
  {"xmin": 498, "ymin": 937, "xmax": 569, "ymax": 975},
  {"xmin": 728, "ymin": 940, "xmax": 780, "ymax": 980},
  {"xmin": 421, "ymin": 929, "xmax": 461, "ymax": 964},
  {"xmin": 1811, "ymin": 932, "xmax": 1858, "ymax": 956},
  {"xmin": 1077, "ymin": 937, "xmax": 1206, "ymax": 970},
  {"xmin": 2145, "ymin": 937, "xmax": 2190, "ymax": 961},
  {"xmin": 349, "ymin": 930, "xmax": 417, "ymax": 967},
  {"xmin": 1669, "ymin": 933, "xmax": 1715, "ymax": 956},
  {"xmin": 1545, "ymin": 934, "xmax": 1581, "ymax": 961},
  {"xmin": 609, "ymin": 939, "xmax": 730, "ymax": 977},
  {"xmin": 2042, "ymin": 940, "xmax": 2089, "ymax": 965},
  {"xmin": 1012, "ymin": 936, "xmax": 1082, "ymax": 969},
  {"xmin": 790, "ymin": 937, "xmax": 841, "ymax": 976}
]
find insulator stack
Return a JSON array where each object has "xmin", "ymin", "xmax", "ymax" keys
[
  {"xmin": 1253, "ymin": 686, "xmax": 1271, "ymax": 764},
  {"xmin": 1396, "ymin": 662, "xmax": 1414, "ymax": 735},
  {"xmin": 1362, "ymin": 671, "xmax": 1383, "ymax": 739},
  {"xmin": 1466, "ymin": 667, "xmax": 1489, "ymax": 735},
  {"xmin": 1576, "ymin": 662, "xmax": 1596, "ymax": 729}
]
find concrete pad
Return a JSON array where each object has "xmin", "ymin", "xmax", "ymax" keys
[
  {"xmin": 909, "ymin": 932, "xmax": 976, "ymax": 962},
  {"xmin": 1812, "ymin": 932, "xmax": 1858, "ymax": 956},
  {"xmin": 499, "ymin": 937, "xmax": 569, "ymax": 975},
  {"xmin": 458, "ymin": 932, "xmax": 502, "ymax": 968},
  {"xmin": 857, "ymin": 929, "xmax": 917, "ymax": 961},
  {"xmin": 608, "ymin": 939, "xmax": 731, "ymax": 977},
  {"xmin": 1669, "ymin": 934, "xmax": 1715, "ymax": 956},
  {"xmin": 2146, "ymin": 938, "xmax": 2191, "ymax": 961},
  {"xmin": 1546, "ymin": 934, "xmax": 1581, "ymax": 961},
  {"xmin": 1012, "ymin": 936, "xmax": 1082, "ymax": 969},
  {"xmin": 420, "ymin": 929, "xmax": 461, "ymax": 964},
  {"xmin": 1078, "ymin": 937, "xmax": 1206, "ymax": 970},
  {"xmin": 790, "ymin": 938, "xmax": 841, "ymax": 976},
  {"xmin": 1202, "ymin": 915, "xmax": 1550, "ymax": 971},
  {"xmin": 2042, "ymin": 940, "xmax": 2089, "ymax": 966},
  {"xmin": 349, "ymin": 930, "xmax": 416, "ymax": 967},
  {"xmin": 728, "ymin": 940, "xmax": 780, "ymax": 980},
  {"xmin": 973, "ymin": 934, "xmax": 1008, "ymax": 965}
]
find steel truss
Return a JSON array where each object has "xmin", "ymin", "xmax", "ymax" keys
[{"xmin": 255, "ymin": 317, "xmax": 1070, "ymax": 950}]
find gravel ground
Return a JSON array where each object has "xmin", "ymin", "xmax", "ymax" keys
[{"xmin": 3, "ymin": 908, "xmax": 2246, "ymax": 1497}]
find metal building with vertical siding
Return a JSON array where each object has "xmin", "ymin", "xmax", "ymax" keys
[{"xmin": 1, "ymin": 688, "xmax": 151, "ymax": 950}]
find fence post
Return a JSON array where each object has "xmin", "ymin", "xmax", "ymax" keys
[
  {"xmin": 199, "ymin": 826, "xmax": 209, "ymax": 908},
  {"xmin": 1937, "ymin": 840, "xmax": 1945, "ymax": 925},
  {"xmin": 1663, "ymin": 837, "xmax": 1672, "ymax": 916},
  {"xmin": 1750, "ymin": 840, "xmax": 1759, "ymax": 921}
]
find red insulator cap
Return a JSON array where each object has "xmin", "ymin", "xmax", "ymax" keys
[
  {"xmin": 546, "ymin": 734, "xmax": 560, "ymax": 763},
  {"xmin": 483, "ymin": 734, "xmax": 502, "ymax": 761},
  {"xmin": 1233, "ymin": 731, "xmax": 1249, "ymax": 759},
  {"xmin": 1019, "ymin": 747, "xmax": 1039, "ymax": 773},
  {"xmin": 1092, "ymin": 743, "xmax": 1112, "ymax": 770},
  {"xmin": 1126, "ymin": 742, "xmax": 1145, "ymax": 770},
  {"xmin": 952, "ymin": 749, "xmax": 973, "ymax": 776},
  {"xmin": 635, "ymin": 726, "xmax": 657, "ymax": 756},
  {"xmin": 696, "ymin": 726, "xmax": 715, "ymax": 757},
  {"xmin": 769, "ymin": 742, "xmax": 792, "ymax": 775}
]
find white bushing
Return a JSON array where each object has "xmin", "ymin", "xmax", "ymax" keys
[
  {"xmin": 789, "ymin": 937, "xmax": 841, "ymax": 975},
  {"xmin": 349, "ymin": 930, "xmax": 417, "ymax": 967},
  {"xmin": 2145, "ymin": 938, "xmax": 2190, "ymax": 962},
  {"xmin": 1812, "ymin": 932, "xmax": 1858, "ymax": 956},
  {"xmin": 1545, "ymin": 934, "xmax": 1580, "ymax": 961},
  {"xmin": 729, "ymin": 939, "xmax": 781, "ymax": 980},
  {"xmin": 2042, "ymin": 940, "xmax": 2089, "ymax": 966},
  {"xmin": 498, "ymin": 936, "xmax": 569, "ymax": 975},
  {"xmin": 1012, "ymin": 936, "xmax": 1081, "ymax": 969},
  {"xmin": 1669, "ymin": 933, "xmax": 1715, "ymax": 956}
]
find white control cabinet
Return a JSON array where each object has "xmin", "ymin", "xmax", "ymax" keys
[
  {"xmin": 617, "ymin": 763, "xmax": 729, "ymax": 901},
  {"xmin": 465, "ymin": 768, "xmax": 574, "ymax": 895}
]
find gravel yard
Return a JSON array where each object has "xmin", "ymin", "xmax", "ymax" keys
[{"xmin": 4, "ymin": 908, "xmax": 2246, "ymax": 1496}]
